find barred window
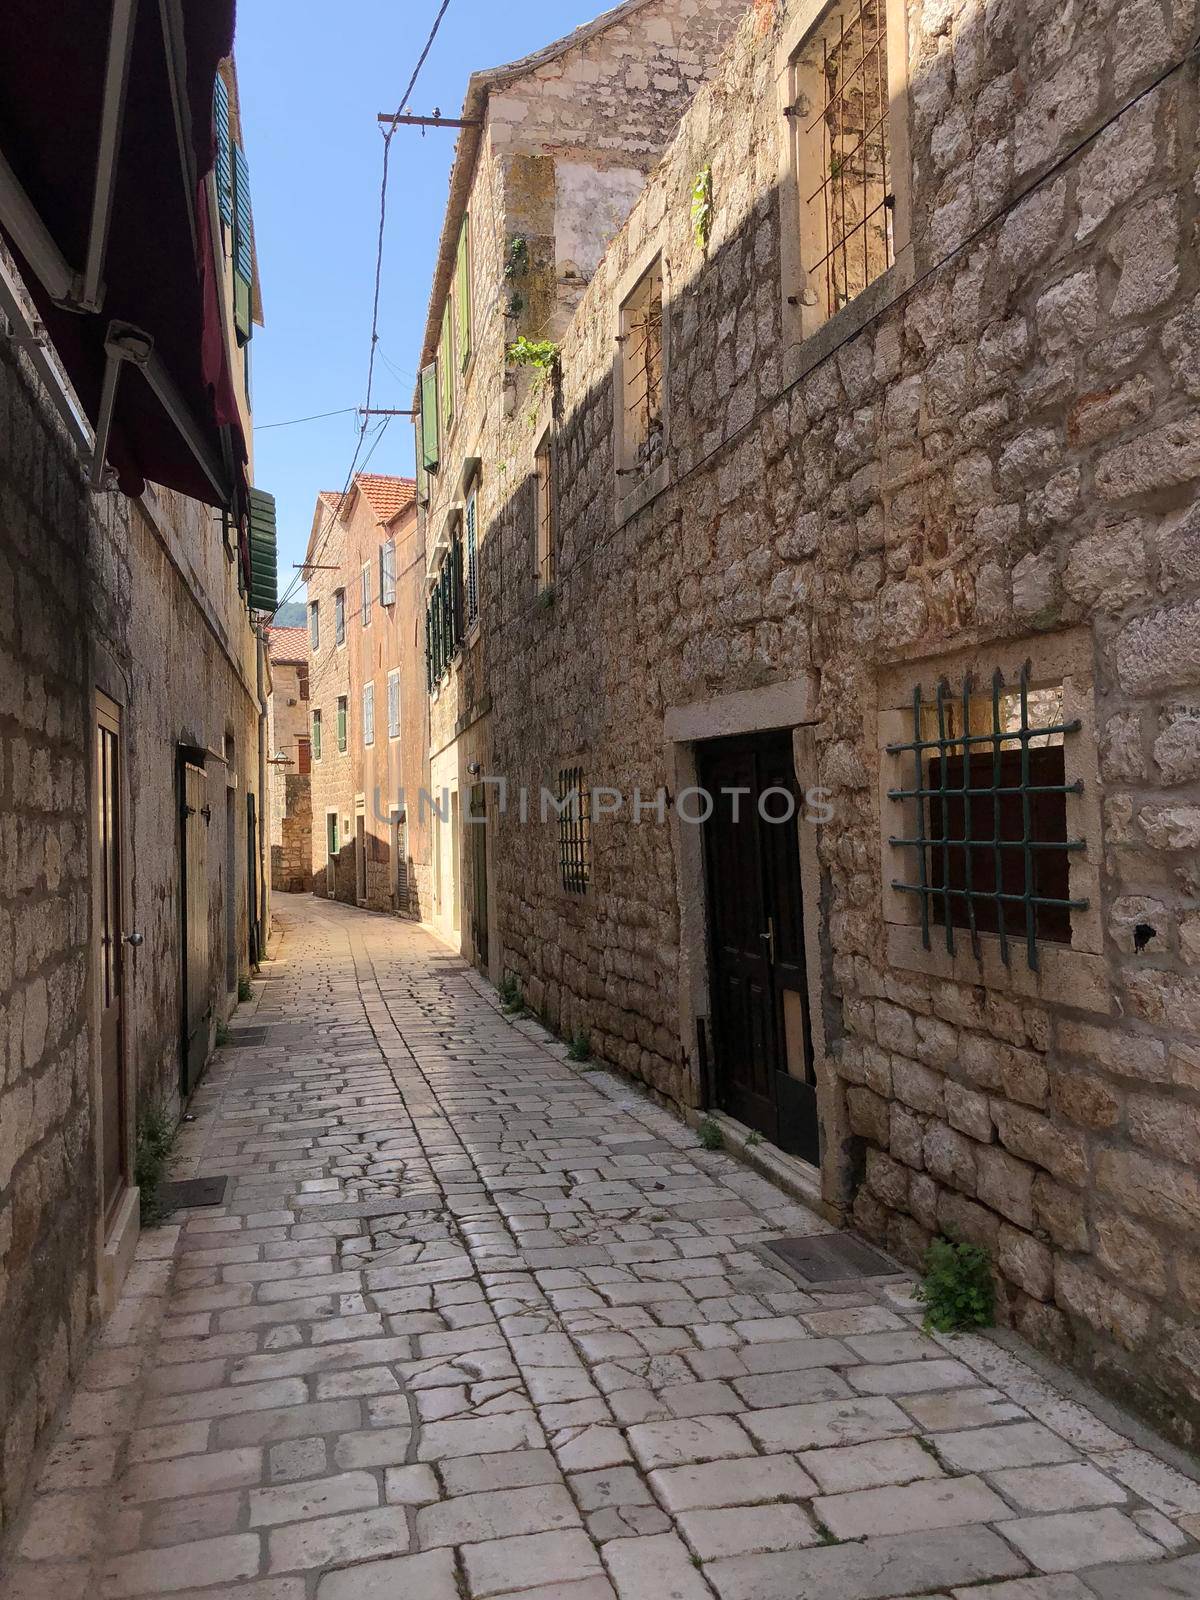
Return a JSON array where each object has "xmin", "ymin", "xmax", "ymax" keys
[
  {"xmin": 618, "ymin": 260, "xmax": 664, "ymax": 480},
  {"xmin": 465, "ymin": 489, "xmax": 479, "ymax": 627},
  {"xmin": 791, "ymin": 0, "xmax": 894, "ymax": 320},
  {"xmin": 535, "ymin": 433, "xmax": 555, "ymax": 589},
  {"xmin": 425, "ymin": 536, "xmax": 463, "ymax": 691},
  {"xmin": 558, "ymin": 767, "xmax": 590, "ymax": 895},
  {"xmin": 886, "ymin": 666, "xmax": 1087, "ymax": 970}
]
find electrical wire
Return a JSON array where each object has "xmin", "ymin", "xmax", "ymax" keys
[
  {"xmin": 257, "ymin": 406, "xmax": 358, "ymax": 430},
  {"xmin": 270, "ymin": 0, "xmax": 454, "ymax": 622}
]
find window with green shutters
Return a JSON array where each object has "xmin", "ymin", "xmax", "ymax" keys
[
  {"xmin": 440, "ymin": 301, "xmax": 455, "ymax": 432},
  {"xmin": 456, "ymin": 215, "xmax": 471, "ymax": 371},
  {"xmin": 335, "ymin": 588, "xmax": 346, "ymax": 646},
  {"xmin": 247, "ymin": 488, "xmax": 277, "ymax": 613},
  {"xmin": 309, "ymin": 600, "xmax": 320, "ymax": 650},
  {"xmin": 232, "ymin": 145, "xmax": 253, "ymax": 343},
  {"xmin": 214, "ymin": 77, "xmax": 233, "ymax": 226},
  {"xmin": 424, "ymin": 538, "xmax": 466, "ymax": 691},
  {"xmin": 312, "ymin": 708, "xmax": 322, "ymax": 760},
  {"xmin": 420, "ymin": 363, "xmax": 439, "ymax": 474},
  {"xmin": 336, "ymin": 695, "xmax": 348, "ymax": 752}
]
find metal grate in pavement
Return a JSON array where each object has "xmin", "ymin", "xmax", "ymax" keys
[
  {"xmin": 226, "ymin": 1027, "xmax": 269, "ymax": 1046},
  {"xmin": 158, "ymin": 1176, "xmax": 229, "ymax": 1208},
  {"xmin": 765, "ymin": 1230, "xmax": 897, "ymax": 1281}
]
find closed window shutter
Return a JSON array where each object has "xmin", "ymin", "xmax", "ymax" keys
[
  {"xmin": 361, "ymin": 562, "xmax": 372, "ymax": 627},
  {"xmin": 363, "ymin": 683, "xmax": 374, "ymax": 745},
  {"xmin": 214, "ymin": 77, "xmax": 233, "ymax": 226},
  {"xmin": 312, "ymin": 710, "xmax": 321, "ymax": 760},
  {"xmin": 440, "ymin": 302, "xmax": 454, "ymax": 430},
  {"xmin": 420, "ymin": 363, "xmax": 439, "ymax": 472},
  {"xmin": 233, "ymin": 144, "xmax": 253, "ymax": 341},
  {"xmin": 415, "ymin": 420, "xmax": 428, "ymax": 501},
  {"xmin": 388, "ymin": 670, "xmax": 400, "ymax": 737},
  {"xmin": 465, "ymin": 493, "xmax": 478, "ymax": 625},
  {"xmin": 247, "ymin": 488, "xmax": 277, "ymax": 612},
  {"xmin": 337, "ymin": 697, "xmax": 347, "ymax": 750},
  {"xmin": 380, "ymin": 539, "xmax": 396, "ymax": 605},
  {"xmin": 456, "ymin": 215, "xmax": 471, "ymax": 371}
]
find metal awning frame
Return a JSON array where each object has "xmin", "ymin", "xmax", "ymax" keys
[{"xmin": 0, "ymin": 0, "xmax": 239, "ymax": 507}]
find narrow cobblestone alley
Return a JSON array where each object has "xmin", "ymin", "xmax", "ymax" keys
[{"xmin": 6, "ymin": 894, "xmax": 1200, "ymax": 1600}]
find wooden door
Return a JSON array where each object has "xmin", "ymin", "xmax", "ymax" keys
[
  {"xmin": 180, "ymin": 757, "xmax": 210, "ymax": 1098},
  {"xmin": 96, "ymin": 695, "xmax": 127, "ymax": 1220},
  {"xmin": 246, "ymin": 792, "xmax": 260, "ymax": 967},
  {"xmin": 470, "ymin": 783, "xmax": 488, "ymax": 969},
  {"xmin": 697, "ymin": 730, "xmax": 818, "ymax": 1163},
  {"xmin": 326, "ymin": 812, "xmax": 338, "ymax": 896}
]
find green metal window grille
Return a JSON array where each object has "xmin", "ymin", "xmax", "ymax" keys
[
  {"xmin": 465, "ymin": 492, "xmax": 479, "ymax": 626},
  {"xmin": 886, "ymin": 664, "xmax": 1087, "ymax": 971},
  {"xmin": 336, "ymin": 695, "xmax": 347, "ymax": 752},
  {"xmin": 311, "ymin": 709, "xmax": 321, "ymax": 760},
  {"xmin": 424, "ymin": 541, "xmax": 464, "ymax": 690},
  {"xmin": 558, "ymin": 767, "xmax": 591, "ymax": 895}
]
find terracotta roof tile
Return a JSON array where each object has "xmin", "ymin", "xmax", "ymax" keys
[
  {"xmin": 267, "ymin": 626, "xmax": 308, "ymax": 665},
  {"xmin": 354, "ymin": 473, "xmax": 416, "ymax": 525}
]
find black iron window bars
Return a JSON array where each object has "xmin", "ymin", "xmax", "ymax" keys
[
  {"xmin": 886, "ymin": 664, "xmax": 1088, "ymax": 971},
  {"xmin": 801, "ymin": 0, "xmax": 894, "ymax": 317},
  {"xmin": 558, "ymin": 766, "xmax": 591, "ymax": 894},
  {"xmin": 618, "ymin": 266, "xmax": 664, "ymax": 477}
]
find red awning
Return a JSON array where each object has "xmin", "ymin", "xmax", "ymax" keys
[{"xmin": 0, "ymin": 0, "xmax": 247, "ymax": 509}]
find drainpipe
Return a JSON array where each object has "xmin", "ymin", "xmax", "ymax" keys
[{"xmin": 255, "ymin": 619, "xmax": 269, "ymax": 960}]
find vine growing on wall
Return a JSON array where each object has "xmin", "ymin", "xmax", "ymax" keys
[{"xmin": 691, "ymin": 163, "xmax": 713, "ymax": 251}]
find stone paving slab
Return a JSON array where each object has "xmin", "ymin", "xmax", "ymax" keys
[{"xmin": 2, "ymin": 895, "xmax": 1199, "ymax": 1599}]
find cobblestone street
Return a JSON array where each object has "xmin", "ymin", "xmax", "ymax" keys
[{"xmin": 6, "ymin": 894, "xmax": 1200, "ymax": 1600}]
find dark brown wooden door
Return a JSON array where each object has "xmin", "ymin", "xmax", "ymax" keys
[
  {"xmin": 96, "ymin": 695, "xmax": 127, "ymax": 1220},
  {"xmin": 180, "ymin": 757, "xmax": 210, "ymax": 1098},
  {"xmin": 698, "ymin": 730, "xmax": 818, "ymax": 1164}
]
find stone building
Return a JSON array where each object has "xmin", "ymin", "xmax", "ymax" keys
[
  {"xmin": 0, "ymin": 29, "xmax": 275, "ymax": 1532},
  {"xmin": 267, "ymin": 626, "xmax": 312, "ymax": 892},
  {"xmin": 304, "ymin": 475, "xmax": 428, "ymax": 917},
  {"xmin": 414, "ymin": 0, "xmax": 753, "ymax": 961},
  {"xmin": 416, "ymin": 0, "xmax": 1200, "ymax": 1445}
]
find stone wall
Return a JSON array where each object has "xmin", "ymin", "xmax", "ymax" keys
[
  {"xmin": 420, "ymin": 0, "xmax": 750, "ymax": 963},
  {"xmin": 274, "ymin": 774, "xmax": 312, "ymax": 893},
  {"xmin": 0, "ymin": 308, "xmax": 264, "ymax": 1528},
  {"xmin": 306, "ymin": 503, "xmax": 351, "ymax": 899},
  {"xmin": 476, "ymin": 0, "xmax": 1200, "ymax": 1446}
]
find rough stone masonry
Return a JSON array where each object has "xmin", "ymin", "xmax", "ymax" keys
[{"xmin": 464, "ymin": 0, "xmax": 1200, "ymax": 1448}]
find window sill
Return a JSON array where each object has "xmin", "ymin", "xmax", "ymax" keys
[
  {"xmin": 886, "ymin": 922, "xmax": 1114, "ymax": 1014},
  {"xmin": 781, "ymin": 246, "xmax": 914, "ymax": 392},
  {"xmin": 615, "ymin": 458, "xmax": 669, "ymax": 528}
]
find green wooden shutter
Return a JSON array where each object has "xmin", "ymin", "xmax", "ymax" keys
[
  {"xmin": 214, "ymin": 77, "xmax": 233, "ymax": 226},
  {"xmin": 440, "ymin": 301, "xmax": 454, "ymax": 431},
  {"xmin": 456, "ymin": 215, "xmax": 471, "ymax": 371},
  {"xmin": 312, "ymin": 709, "xmax": 321, "ymax": 760},
  {"xmin": 415, "ymin": 418, "xmax": 428, "ymax": 501},
  {"xmin": 247, "ymin": 488, "xmax": 277, "ymax": 612},
  {"xmin": 420, "ymin": 362, "xmax": 439, "ymax": 472},
  {"xmin": 233, "ymin": 144, "xmax": 253, "ymax": 341}
]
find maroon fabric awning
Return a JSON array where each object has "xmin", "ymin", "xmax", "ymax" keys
[{"xmin": 0, "ymin": 0, "xmax": 247, "ymax": 509}]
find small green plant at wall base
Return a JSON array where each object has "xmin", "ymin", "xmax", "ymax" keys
[
  {"xmin": 691, "ymin": 163, "xmax": 713, "ymax": 250},
  {"xmin": 568, "ymin": 1030, "xmax": 591, "ymax": 1063},
  {"xmin": 238, "ymin": 975, "xmax": 252, "ymax": 1002},
  {"xmin": 536, "ymin": 584, "xmax": 555, "ymax": 610},
  {"xmin": 745, "ymin": 1129, "xmax": 762, "ymax": 1147},
  {"xmin": 215, "ymin": 1022, "xmax": 229, "ymax": 1048},
  {"xmin": 917, "ymin": 1237, "xmax": 995, "ymax": 1333},
  {"xmin": 498, "ymin": 974, "xmax": 524, "ymax": 1013},
  {"xmin": 135, "ymin": 1102, "xmax": 176, "ymax": 1226},
  {"xmin": 698, "ymin": 1117, "xmax": 724, "ymax": 1150}
]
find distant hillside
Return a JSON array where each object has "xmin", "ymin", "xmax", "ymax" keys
[{"xmin": 272, "ymin": 601, "xmax": 305, "ymax": 627}]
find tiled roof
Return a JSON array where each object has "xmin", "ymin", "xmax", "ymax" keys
[
  {"xmin": 354, "ymin": 473, "xmax": 416, "ymax": 525},
  {"xmin": 267, "ymin": 626, "xmax": 308, "ymax": 665}
]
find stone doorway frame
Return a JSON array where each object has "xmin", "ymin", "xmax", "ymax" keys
[{"xmin": 664, "ymin": 674, "xmax": 845, "ymax": 1214}]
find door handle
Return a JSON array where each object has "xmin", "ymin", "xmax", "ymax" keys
[
  {"xmin": 760, "ymin": 916, "xmax": 775, "ymax": 965},
  {"xmin": 124, "ymin": 932, "xmax": 144, "ymax": 947}
]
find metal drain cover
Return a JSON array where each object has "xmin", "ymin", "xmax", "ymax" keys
[
  {"xmin": 227, "ymin": 1027, "xmax": 268, "ymax": 1047},
  {"xmin": 765, "ymin": 1230, "xmax": 896, "ymax": 1281},
  {"xmin": 159, "ymin": 1176, "xmax": 229, "ymax": 1208}
]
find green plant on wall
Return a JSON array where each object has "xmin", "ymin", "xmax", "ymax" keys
[
  {"xmin": 691, "ymin": 163, "xmax": 713, "ymax": 251},
  {"xmin": 505, "ymin": 236, "xmax": 529, "ymax": 281},
  {"xmin": 135, "ymin": 1102, "xmax": 177, "ymax": 1226},
  {"xmin": 506, "ymin": 336, "xmax": 559, "ymax": 371},
  {"xmin": 916, "ymin": 1237, "xmax": 996, "ymax": 1333}
]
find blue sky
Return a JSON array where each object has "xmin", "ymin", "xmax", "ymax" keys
[{"xmin": 236, "ymin": 0, "xmax": 602, "ymax": 600}]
